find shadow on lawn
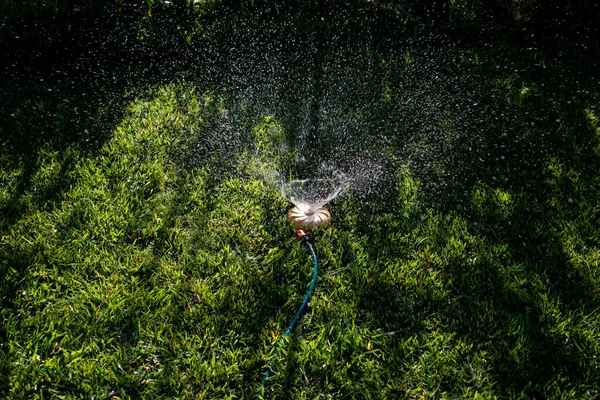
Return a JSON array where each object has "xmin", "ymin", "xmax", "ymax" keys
[
  {"xmin": 0, "ymin": 18, "xmax": 127, "ymax": 389},
  {"xmin": 350, "ymin": 28, "xmax": 600, "ymax": 396}
]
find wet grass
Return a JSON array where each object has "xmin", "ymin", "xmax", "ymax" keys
[{"xmin": 2, "ymin": 6, "xmax": 600, "ymax": 399}]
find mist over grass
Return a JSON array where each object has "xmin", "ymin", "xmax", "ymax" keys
[{"xmin": 1, "ymin": 2, "xmax": 600, "ymax": 398}]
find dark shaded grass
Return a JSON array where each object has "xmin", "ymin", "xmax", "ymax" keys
[{"xmin": 345, "ymin": 32, "xmax": 600, "ymax": 397}]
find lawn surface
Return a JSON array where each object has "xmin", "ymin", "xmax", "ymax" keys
[{"xmin": 1, "ymin": 3, "xmax": 600, "ymax": 399}]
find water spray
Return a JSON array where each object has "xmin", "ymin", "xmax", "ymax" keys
[{"xmin": 280, "ymin": 177, "xmax": 343, "ymax": 230}]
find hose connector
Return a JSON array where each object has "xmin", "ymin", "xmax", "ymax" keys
[{"xmin": 295, "ymin": 230, "xmax": 309, "ymax": 242}]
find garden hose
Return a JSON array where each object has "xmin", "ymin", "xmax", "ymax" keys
[{"xmin": 256, "ymin": 230, "xmax": 319, "ymax": 400}]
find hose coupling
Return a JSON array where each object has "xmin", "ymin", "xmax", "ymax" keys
[{"xmin": 295, "ymin": 230, "xmax": 310, "ymax": 242}]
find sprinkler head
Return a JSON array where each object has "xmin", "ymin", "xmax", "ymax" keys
[{"xmin": 288, "ymin": 206, "xmax": 331, "ymax": 230}]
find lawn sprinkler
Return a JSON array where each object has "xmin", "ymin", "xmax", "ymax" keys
[
  {"xmin": 257, "ymin": 178, "xmax": 346, "ymax": 399},
  {"xmin": 281, "ymin": 177, "xmax": 344, "ymax": 230}
]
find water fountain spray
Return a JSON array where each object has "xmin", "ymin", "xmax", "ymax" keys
[{"xmin": 282, "ymin": 178, "xmax": 343, "ymax": 230}]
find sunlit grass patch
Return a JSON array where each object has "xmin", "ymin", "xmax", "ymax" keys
[
  {"xmin": 472, "ymin": 182, "xmax": 515, "ymax": 220},
  {"xmin": 1, "ymin": 83, "xmax": 252, "ymax": 396}
]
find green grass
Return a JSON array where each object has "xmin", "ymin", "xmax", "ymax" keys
[{"xmin": 2, "ymin": 7, "xmax": 600, "ymax": 399}]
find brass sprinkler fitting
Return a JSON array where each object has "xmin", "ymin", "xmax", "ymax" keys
[
  {"xmin": 296, "ymin": 230, "xmax": 308, "ymax": 240},
  {"xmin": 287, "ymin": 206, "xmax": 331, "ymax": 230}
]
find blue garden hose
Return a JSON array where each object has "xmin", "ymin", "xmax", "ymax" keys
[{"xmin": 256, "ymin": 231, "xmax": 319, "ymax": 399}]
